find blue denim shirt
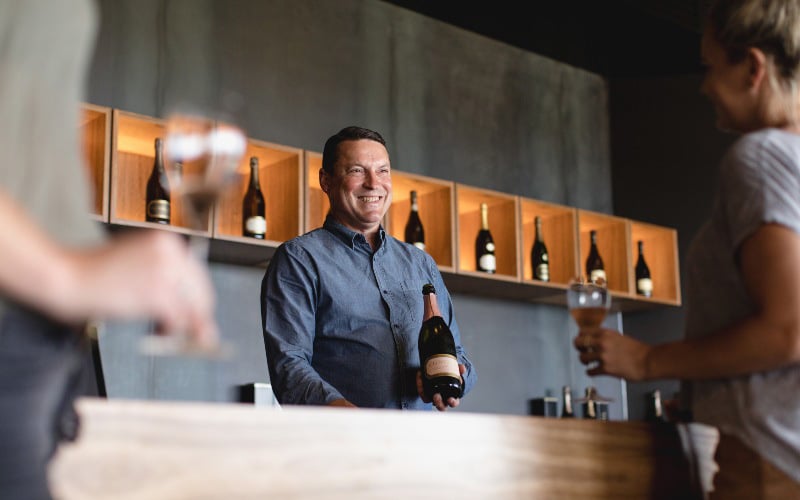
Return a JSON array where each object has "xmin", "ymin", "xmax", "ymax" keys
[{"xmin": 261, "ymin": 215, "xmax": 476, "ymax": 409}]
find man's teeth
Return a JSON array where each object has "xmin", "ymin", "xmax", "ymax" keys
[{"xmin": 360, "ymin": 196, "xmax": 381, "ymax": 202}]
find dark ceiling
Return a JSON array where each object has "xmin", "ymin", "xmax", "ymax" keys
[{"xmin": 382, "ymin": 0, "xmax": 708, "ymax": 78}]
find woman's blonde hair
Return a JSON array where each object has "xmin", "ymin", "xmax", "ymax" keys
[{"xmin": 708, "ymin": 0, "xmax": 800, "ymax": 87}]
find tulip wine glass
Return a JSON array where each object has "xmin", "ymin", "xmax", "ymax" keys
[{"xmin": 138, "ymin": 113, "xmax": 247, "ymax": 358}]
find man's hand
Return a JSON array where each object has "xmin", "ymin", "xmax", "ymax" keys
[{"xmin": 416, "ymin": 364, "xmax": 466, "ymax": 411}]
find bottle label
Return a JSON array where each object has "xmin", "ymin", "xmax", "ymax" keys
[
  {"xmin": 535, "ymin": 264, "xmax": 549, "ymax": 281},
  {"xmin": 425, "ymin": 354, "xmax": 460, "ymax": 379},
  {"xmin": 413, "ymin": 242, "xmax": 426, "ymax": 251},
  {"xmin": 479, "ymin": 253, "xmax": 496, "ymax": 272},
  {"xmin": 147, "ymin": 200, "xmax": 170, "ymax": 221},
  {"xmin": 637, "ymin": 278, "xmax": 653, "ymax": 294},
  {"xmin": 486, "ymin": 242, "xmax": 495, "ymax": 252},
  {"xmin": 590, "ymin": 269, "xmax": 606, "ymax": 284},
  {"xmin": 245, "ymin": 216, "xmax": 267, "ymax": 235}
]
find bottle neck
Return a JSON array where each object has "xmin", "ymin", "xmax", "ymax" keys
[
  {"xmin": 638, "ymin": 241, "xmax": 644, "ymax": 256},
  {"xmin": 423, "ymin": 292, "xmax": 441, "ymax": 321},
  {"xmin": 154, "ymin": 141, "xmax": 164, "ymax": 172},
  {"xmin": 535, "ymin": 219, "xmax": 543, "ymax": 242},
  {"xmin": 590, "ymin": 232, "xmax": 597, "ymax": 247},
  {"xmin": 480, "ymin": 206, "xmax": 489, "ymax": 230},
  {"xmin": 410, "ymin": 192, "xmax": 418, "ymax": 212},
  {"xmin": 250, "ymin": 164, "xmax": 260, "ymax": 188}
]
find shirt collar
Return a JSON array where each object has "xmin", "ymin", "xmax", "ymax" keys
[{"xmin": 323, "ymin": 214, "xmax": 386, "ymax": 249}]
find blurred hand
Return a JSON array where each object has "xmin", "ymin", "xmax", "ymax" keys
[
  {"xmin": 416, "ymin": 364, "xmax": 466, "ymax": 411},
  {"xmin": 573, "ymin": 328, "xmax": 650, "ymax": 381},
  {"xmin": 64, "ymin": 230, "xmax": 219, "ymax": 348}
]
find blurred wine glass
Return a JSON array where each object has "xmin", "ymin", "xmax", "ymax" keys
[
  {"xmin": 138, "ymin": 112, "xmax": 246, "ymax": 358},
  {"xmin": 567, "ymin": 276, "xmax": 613, "ymax": 417}
]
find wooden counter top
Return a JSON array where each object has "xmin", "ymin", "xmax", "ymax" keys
[{"xmin": 49, "ymin": 397, "xmax": 718, "ymax": 499}]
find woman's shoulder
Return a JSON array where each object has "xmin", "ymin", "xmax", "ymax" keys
[{"xmin": 723, "ymin": 128, "xmax": 800, "ymax": 174}]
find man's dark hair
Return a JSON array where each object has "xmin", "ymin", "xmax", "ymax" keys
[{"xmin": 321, "ymin": 126, "xmax": 387, "ymax": 174}]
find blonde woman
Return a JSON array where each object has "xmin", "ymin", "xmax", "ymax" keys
[{"xmin": 574, "ymin": 0, "xmax": 800, "ymax": 497}]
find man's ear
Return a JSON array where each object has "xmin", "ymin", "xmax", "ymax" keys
[
  {"xmin": 747, "ymin": 47, "xmax": 769, "ymax": 90},
  {"xmin": 319, "ymin": 168, "xmax": 329, "ymax": 194}
]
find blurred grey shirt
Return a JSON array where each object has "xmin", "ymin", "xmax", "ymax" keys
[
  {"xmin": 684, "ymin": 128, "xmax": 800, "ymax": 482},
  {"xmin": 261, "ymin": 215, "xmax": 476, "ymax": 409},
  {"xmin": 0, "ymin": 0, "xmax": 103, "ymax": 317}
]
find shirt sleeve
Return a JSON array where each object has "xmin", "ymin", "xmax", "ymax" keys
[
  {"xmin": 261, "ymin": 243, "xmax": 345, "ymax": 405},
  {"xmin": 427, "ymin": 254, "xmax": 478, "ymax": 396},
  {"xmin": 722, "ymin": 133, "xmax": 800, "ymax": 252}
]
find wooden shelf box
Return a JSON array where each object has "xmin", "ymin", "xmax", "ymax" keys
[
  {"xmin": 628, "ymin": 221, "xmax": 681, "ymax": 306},
  {"xmin": 80, "ymin": 103, "xmax": 111, "ymax": 222},
  {"xmin": 455, "ymin": 185, "xmax": 520, "ymax": 281},
  {"xmin": 110, "ymin": 110, "xmax": 208, "ymax": 236},
  {"xmin": 577, "ymin": 209, "xmax": 630, "ymax": 295},
  {"xmin": 304, "ymin": 151, "xmax": 329, "ymax": 232},
  {"xmin": 214, "ymin": 139, "xmax": 303, "ymax": 247},
  {"xmin": 519, "ymin": 198, "xmax": 578, "ymax": 288},
  {"xmin": 387, "ymin": 171, "xmax": 456, "ymax": 272}
]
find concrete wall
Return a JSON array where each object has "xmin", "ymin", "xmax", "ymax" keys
[{"xmin": 90, "ymin": 0, "xmax": 627, "ymax": 417}]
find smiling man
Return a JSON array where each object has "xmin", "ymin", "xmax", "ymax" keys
[{"xmin": 261, "ymin": 126, "xmax": 476, "ymax": 411}]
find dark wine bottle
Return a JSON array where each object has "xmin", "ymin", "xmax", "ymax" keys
[
  {"xmin": 531, "ymin": 216, "xmax": 549, "ymax": 281},
  {"xmin": 475, "ymin": 202, "xmax": 496, "ymax": 273},
  {"xmin": 145, "ymin": 137, "xmax": 170, "ymax": 224},
  {"xmin": 561, "ymin": 385, "xmax": 574, "ymax": 418},
  {"xmin": 635, "ymin": 240, "xmax": 653, "ymax": 297},
  {"xmin": 585, "ymin": 230, "xmax": 606, "ymax": 284},
  {"xmin": 242, "ymin": 156, "xmax": 266, "ymax": 239},
  {"xmin": 645, "ymin": 389, "xmax": 666, "ymax": 423},
  {"xmin": 418, "ymin": 283, "xmax": 463, "ymax": 401},
  {"xmin": 404, "ymin": 190, "xmax": 425, "ymax": 250}
]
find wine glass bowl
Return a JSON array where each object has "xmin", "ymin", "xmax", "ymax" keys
[
  {"xmin": 566, "ymin": 277, "xmax": 611, "ymax": 329},
  {"xmin": 162, "ymin": 114, "xmax": 247, "ymax": 233}
]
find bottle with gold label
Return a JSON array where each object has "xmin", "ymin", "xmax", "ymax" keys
[
  {"xmin": 585, "ymin": 230, "xmax": 605, "ymax": 284},
  {"xmin": 418, "ymin": 283, "xmax": 463, "ymax": 401},
  {"xmin": 242, "ymin": 156, "xmax": 266, "ymax": 239},
  {"xmin": 145, "ymin": 137, "xmax": 170, "ymax": 224},
  {"xmin": 531, "ymin": 216, "xmax": 550, "ymax": 281}
]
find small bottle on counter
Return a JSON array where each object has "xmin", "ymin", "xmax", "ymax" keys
[
  {"xmin": 561, "ymin": 385, "xmax": 574, "ymax": 418},
  {"xmin": 645, "ymin": 389, "xmax": 666, "ymax": 423}
]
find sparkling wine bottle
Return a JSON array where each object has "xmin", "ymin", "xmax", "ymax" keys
[
  {"xmin": 635, "ymin": 240, "xmax": 653, "ymax": 297},
  {"xmin": 585, "ymin": 230, "xmax": 606, "ymax": 284},
  {"xmin": 145, "ymin": 137, "xmax": 170, "ymax": 224},
  {"xmin": 418, "ymin": 283, "xmax": 463, "ymax": 401},
  {"xmin": 242, "ymin": 156, "xmax": 266, "ymax": 239},
  {"xmin": 404, "ymin": 190, "xmax": 425, "ymax": 250},
  {"xmin": 531, "ymin": 216, "xmax": 549, "ymax": 281},
  {"xmin": 475, "ymin": 203, "xmax": 496, "ymax": 273}
]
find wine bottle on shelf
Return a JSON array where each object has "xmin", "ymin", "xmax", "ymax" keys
[
  {"xmin": 404, "ymin": 190, "xmax": 425, "ymax": 250},
  {"xmin": 561, "ymin": 385, "xmax": 574, "ymax": 418},
  {"xmin": 475, "ymin": 202, "xmax": 496, "ymax": 273},
  {"xmin": 242, "ymin": 156, "xmax": 266, "ymax": 239},
  {"xmin": 531, "ymin": 216, "xmax": 549, "ymax": 282},
  {"xmin": 418, "ymin": 283, "xmax": 463, "ymax": 401},
  {"xmin": 145, "ymin": 137, "xmax": 170, "ymax": 225},
  {"xmin": 635, "ymin": 240, "xmax": 653, "ymax": 297},
  {"xmin": 585, "ymin": 230, "xmax": 606, "ymax": 284}
]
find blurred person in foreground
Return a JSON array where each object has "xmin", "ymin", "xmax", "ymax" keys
[
  {"xmin": 0, "ymin": 1, "xmax": 218, "ymax": 498},
  {"xmin": 574, "ymin": 0, "xmax": 800, "ymax": 497},
  {"xmin": 261, "ymin": 126, "xmax": 476, "ymax": 411}
]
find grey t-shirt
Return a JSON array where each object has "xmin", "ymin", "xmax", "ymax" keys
[
  {"xmin": 0, "ymin": 0, "xmax": 103, "ymax": 316},
  {"xmin": 684, "ymin": 128, "xmax": 800, "ymax": 481}
]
